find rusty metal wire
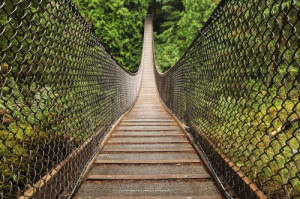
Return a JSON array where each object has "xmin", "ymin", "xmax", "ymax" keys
[
  {"xmin": 155, "ymin": 0, "xmax": 299, "ymax": 198},
  {"xmin": 0, "ymin": 0, "xmax": 143, "ymax": 198}
]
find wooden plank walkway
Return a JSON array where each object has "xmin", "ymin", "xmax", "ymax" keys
[{"xmin": 73, "ymin": 15, "xmax": 222, "ymax": 199}]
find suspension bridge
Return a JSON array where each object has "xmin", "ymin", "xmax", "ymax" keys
[
  {"xmin": 0, "ymin": 1, "xmax": 299, "ymax": 199},
  {"xmin": 72, "ymin": 15, "xmax": 224, "ymax": 199}
]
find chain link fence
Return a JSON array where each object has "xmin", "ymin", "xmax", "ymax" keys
[
  {"xmin": 0, "ymin": 0, "xmax": 143, "ymax": 198},
  {"xmin": 155, "ymin": 0, "xmax": 299, "ymax": 198}
]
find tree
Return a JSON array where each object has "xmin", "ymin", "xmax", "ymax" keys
[
  {"xmin": 154, "ymin": 0, "xmax": 217, "ymax": 72},
  {"xmin": 72, "ymin": 0, "xmax": 149, "ymax": 71}
]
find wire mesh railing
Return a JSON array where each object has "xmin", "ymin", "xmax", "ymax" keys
[
  {"xmin": 155, "ymin": 0, "xmax": 299, "ymax": 198},
  {"xmin": 0, "ymin": 0, "xmax": 143, "ymax": 198}
]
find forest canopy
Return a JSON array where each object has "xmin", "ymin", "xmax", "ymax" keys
[
  {"xmin": 154, "ymin": 0, "xmax": 221, "ymax": 72},
  {"xmin": 72, "ymin": 0, "xmax": 149, "ymax": 72},
  {"xmin": 72, "ymin": 0, "xmax": 221, "ymax": 72}
]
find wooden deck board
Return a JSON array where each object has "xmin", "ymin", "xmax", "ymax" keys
[{"xmin": 73, "ymin": 14, "xmax": 222, "ymax": 199}]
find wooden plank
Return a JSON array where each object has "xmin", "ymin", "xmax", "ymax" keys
[
  {"xmin": 129, "ymin": 110, "xmax": 165, "ymax": 111},
  {"xmin": 115, "ymin": 129, "xmax": 181, "ymax": 132},
  {"xmin": 86, "ymin": 173, "xmax": 211, "ymax": 180},
  {"xmin": 94, "ymin": 159, "xmax": 201, "ymax": 164},
  {"xmin": 113, "ymin": 131, "xmax": 183, "ymax": 135},
  {"xmin": 124, "ymin": 117, "xmax": 172, "ymax": 119},
  {"xmin": 114, "ymin": 129, "xmax": 182, "ymax": 132},
  {"xmin": 107, "ymin": 140, "xmax": 189, "ymax": 144},
  {"xmin": 120, "ymin": 120, "xmax": 174, "ymax": 123},
  {"xmin": 102, "ymin": 148, "xmax": 194, "ymax": 152},
  {"xmin": 74, "ymin": 196, "xmax": 221, "ymax": 199},
  {"xmin": 119, "ymin": 123, "xmax": 177, "ymax": 126},
  {"xmin": 122, "ymin": 119, "xmax": 174, "ymax": 122},
  {"xmin": 111, "ymin": 134, "xmax": 185, "ymax": 137}
]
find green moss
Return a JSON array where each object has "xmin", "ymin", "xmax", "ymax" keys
[
  {"xmin": 193, "ymin": 91, "xmax": 300, "ymax": 197},
  {"xmin": 0, "ymin": 123, "xmax": 49, "ymax": 197}
]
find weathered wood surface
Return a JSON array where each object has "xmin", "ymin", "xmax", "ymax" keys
[{"xmin": 73, "ymin": 15, "xmax": 222, "ymax": 199}]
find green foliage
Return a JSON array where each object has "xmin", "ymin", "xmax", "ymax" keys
[
  {"xmin": 72, "ymin": 0, "xmax": 149, "ymax": 71},
  {"xmin": 154, "ymin": 0, "xmax": 218, "ymax": 72},
  {"xmin": 162, "ymin": 0, "xmax": 299, "ymax": 196},
  {"xmin": 0, "ymin": 122, "xmax": 55, "ymax": 197},
  {"xmin": 1, "ymin": 1, "xmax": 149, "ymax": 197}
]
